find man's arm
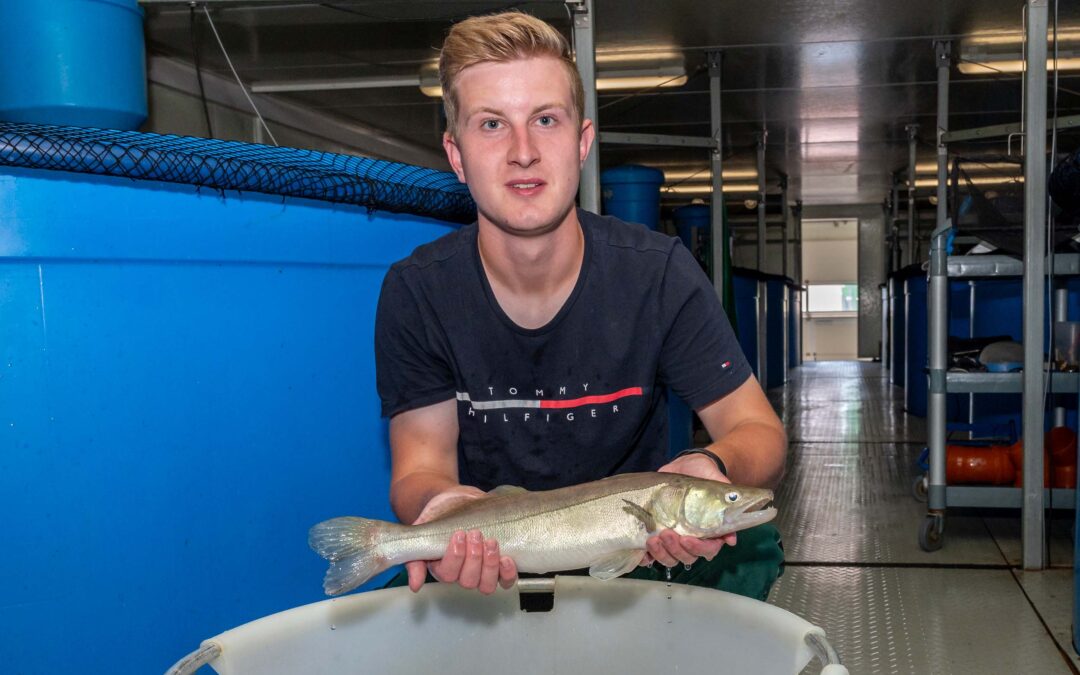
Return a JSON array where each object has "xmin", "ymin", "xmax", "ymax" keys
[
  {"xmin": 693, "ymin": 375, "xmax": 787, "ymax": 488},
  {"xmin": 389, "ymin": 399, "xmax": 518, "ymax": 593},
  {"xmin": 645, "ymin": 376, "xmax": 786, "ymax": 568}
]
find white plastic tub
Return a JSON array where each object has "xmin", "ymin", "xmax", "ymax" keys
[{"xmin": 167, "ymin": 576, "xmax": 847, "ymax": 675}]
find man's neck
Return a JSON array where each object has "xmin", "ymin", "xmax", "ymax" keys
[{"xmin": 477, "ymin": 210, "xmax": 585, "ymax": 329}]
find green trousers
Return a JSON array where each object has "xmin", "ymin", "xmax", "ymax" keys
[{"xmin": 384, "ymin": 523, "xmax": 783, "ymax": 602}]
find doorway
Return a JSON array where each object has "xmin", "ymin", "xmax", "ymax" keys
[{"xmin": 802, "ymin": 219, "xmax": 859, "ymax": 360}]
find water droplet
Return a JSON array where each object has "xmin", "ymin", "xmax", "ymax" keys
[
  {"xmin": 329, "ymin": 624, "xmax": 336, "ymax": 631},
  {"xmin": 684, "ymin": 563, "xmax": 692, "ymax": 571},
  {"xmin": 664, "ymin": 566, "xmax": 672, "ymax": 581}
]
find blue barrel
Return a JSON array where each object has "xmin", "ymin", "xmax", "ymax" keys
[
  {"xmin": 600, "ymin": 165, "xmax": 665, "ymax": 229},
  {"xmin": 890, "ymin": 276, "xmax": 905, "ymax": 387},
  {"xmin": 0, "ymin": 166, "xmax": 457, "ymax": 674},
  {"xmin": 599, "ymin": 164, "xmax": 690, "ymax": 450},
  {"xmin": 0, "ymin": 0, "xmax": 147, "ymax": 129},
  {"xmin": 672, "ymin": 203, "xmax": 710, "ymax": 253},
  {"xmin": 905, "ymin": 275, "xmax": 928, "ymax": 416},
  {"xmin": 732, "ymin": 272, "xmax": 759, "ymax": 380},
  {"xmin": 765, "ymin": 278, "xmax": 786, "ymax": 389},
  {"xmin": 788, "ymin": 285, "xmax": 801, "ymax": 369}
]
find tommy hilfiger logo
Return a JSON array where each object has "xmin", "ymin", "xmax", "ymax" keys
[{"xmin": 456, "ymin": 385, "xmax": 644, "ymax": 423}]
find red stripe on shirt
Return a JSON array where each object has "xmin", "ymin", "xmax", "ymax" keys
[{"xmin": 538, "ymin": 387, "xmax": 644, "ymax": 409}]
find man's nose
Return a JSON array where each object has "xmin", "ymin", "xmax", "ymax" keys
[{"xmin": 507, "ymin": 127, "xmax": 540, "ymax": 167}]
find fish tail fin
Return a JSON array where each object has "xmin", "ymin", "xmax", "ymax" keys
[{"xmin": 308, "ymin": 516, "xmax": 398, "ymax": 596}]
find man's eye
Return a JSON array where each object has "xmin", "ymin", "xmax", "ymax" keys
[
  {"xmin": 537, "ymin": 116, "xmax": 555, "ymax": 126},
  {"xmin": 482, "ymin": 120, "xmax": 500, "ymax": 130}
]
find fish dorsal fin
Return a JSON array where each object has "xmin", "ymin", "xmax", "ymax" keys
[
  {"xmin": 490, "ymin": 484, "xmax": 529, "ymax": 496},
  {"xmin": 621, "ymin": 499, "xmax": 657, "ymax": 533},
  {"xmin": 588, "ymin": 549, "xmax": 647, "ymax": 580}
]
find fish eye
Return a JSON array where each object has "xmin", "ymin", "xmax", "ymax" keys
[{"xmin": 725, "ymin": 492, "xmax": 739, "ymax": 503}]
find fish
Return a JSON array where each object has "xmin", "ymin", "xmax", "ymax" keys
[{"xmin": 308, "ymin": 471, "xmax": 776, "ymax": 596}]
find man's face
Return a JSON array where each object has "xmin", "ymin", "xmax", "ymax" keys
[{"xmin": 443, "ymin": 56, "xmax": 594, "ymax": 237}]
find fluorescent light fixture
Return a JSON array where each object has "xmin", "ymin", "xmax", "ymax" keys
[
  {"xmin": 957, "ymin": 55, "xmax": 1080, "ymax": 74},
  {"xmin": 662, "ymin": 183, "xmax": 760, "ymax": 195},
  {"xmin": 962, "ymin": 28, "xmax": 1080, "ymax": 47},
  {"xmin": 252, "ymin": 75, "xmax": 420, "ymax": 94},
  {"xmin": 915, "ymin": 161, "xmax": 1020, "ymax": 173},
  {"xmin": 914, "ymin": 176, "xmax": 1023, "ymax": 188},
  {"xmin": 419, "ymin": 51, "xmax": 687, "ymax": 98},
  {"xmin": 662, "ymin": 168, "xmax": 759, "ymax": 181}
]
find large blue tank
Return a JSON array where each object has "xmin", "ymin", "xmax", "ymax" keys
[
  {"xmin": 672, "ymin": 203, "xmax": 710, "ymax": 253},
  {"xmin": 600, "ymin": 165, "xmax": 665, "ymax": 230},
  {"xmin": 0, "ymin": 1, "xmax": 147, "ymax": 129},
  {"xmin": 599, "ymin": 164, "xmax": 692, "ymax": 452},
  {"xmin": 765, "ymin": 278, "xmax": 786, "ymax": 389},
  {"xmin": 0, "ymin": 166, "xmax": 457, "ymax": 674},
  {"xmin": 732, "ymin": 271, "xmax": 760, "ymax": 380},
  {"xmin": 788, "ymin": 284, "xmax": 801, "ymax": 369}
]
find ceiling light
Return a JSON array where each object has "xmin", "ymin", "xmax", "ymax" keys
[
  {"xmin": 957, "ymin": 55, "xmax": 1080, "ymax": 74},
  {"xmin": 418, "ymin": 52, "xmax": 687, "ymax": 98},
  {"xmin": 661, "ymin": 183, "xmax": 760, "ymax": 195},
  {"xmin": 914, "ymin": 176, "xmax": 1023, "ymax": 188},
  {"xmin": 662, "ymin": 168, "xmax": 759, "ymax": 181}
]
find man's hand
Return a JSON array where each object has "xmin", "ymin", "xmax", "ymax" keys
[
  {"xmin": 405, "ymin": 486, "xmax": 518, "ymax": 594},
  {"xmin": 642, "ymin": 453, "xmax": 736, "ymax": 568}
]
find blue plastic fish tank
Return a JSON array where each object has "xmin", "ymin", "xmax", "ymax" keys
[{"xmin": 0, "ymin": 123, "xmax": 472, "ymax": 674}]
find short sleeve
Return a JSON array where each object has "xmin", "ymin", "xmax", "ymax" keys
[
  {"xmin": 657, "ymin": 243, "xmax": 753, "ymax": 409},
  {"xmin": 374, "ymin": 267, "xmax": 457, "ymax": 417}
]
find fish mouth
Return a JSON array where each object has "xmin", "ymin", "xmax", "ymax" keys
[{"xmin": 728, "ymin": 494, "xmax": 777, "ymax": 527}]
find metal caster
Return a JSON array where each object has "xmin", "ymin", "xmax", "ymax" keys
[
  {"xmin": 911, "ymin": 474, "xmax": 928, "ymax": 502},
  {"xmin": 918, "ymin": 514, "xmax": 944, "ymax": 552}
]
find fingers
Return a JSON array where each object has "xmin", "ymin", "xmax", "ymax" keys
[
  {"xmin": 428, "ymin": 530, "xmax": 507, "ymax": 594},
  {"xmin": 647, "ymin": 530, "xmax": 728, "ymax": 568},
  {"xmin": 406, "ymin": 560, "xmax": 428, "ymax": 592},
  {"xmin": 498, "ymin": 556, "xmax": 518, "ymax": 589}
]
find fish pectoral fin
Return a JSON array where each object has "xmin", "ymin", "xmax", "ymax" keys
[
  {"xmin": 489, "ymin": 484, "xmax": 529, "ymax": 496},
  {"xmin": 588, "ymin": 549, "xmax": 647, "ymax": 580},
  {"xmin": 621, "ymin": 499, "xmax": 657, "ymax": 533}
]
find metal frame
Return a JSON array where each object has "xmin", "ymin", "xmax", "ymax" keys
[
  {"xmin": 920, "ymin": 3, "xmax": 1063, "ymax": 568},
  {"xmin": 571, "ymin": 0, "xmax": 601, "ymax": 214}
]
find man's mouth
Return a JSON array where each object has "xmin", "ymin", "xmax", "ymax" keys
[{"xmin": 507, "ymin": 179, "xmax": 545, "ymax": 194}]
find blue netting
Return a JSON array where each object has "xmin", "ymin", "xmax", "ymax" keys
[{"xmin": 0, "ymin": 122, "xmax": 476, "ymax": 224}]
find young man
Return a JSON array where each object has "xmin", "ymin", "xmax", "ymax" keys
[{"xmin": 375, "ymin": 11, "xmax": 786, "ymax": 598}]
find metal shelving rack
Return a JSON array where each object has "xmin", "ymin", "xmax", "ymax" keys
[{"xmin": 920, "ymin": 1, "xmax": 1074, "ymax": 568}]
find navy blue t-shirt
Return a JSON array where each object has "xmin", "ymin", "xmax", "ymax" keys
[{"xmin": 374, "ymin": 209, "xmax": 751, "ymax": 492}]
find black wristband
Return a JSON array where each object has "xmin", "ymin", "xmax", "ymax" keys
[{"xmin": 672, "ymin": 448, "xmax": 728, "ymax": 477}]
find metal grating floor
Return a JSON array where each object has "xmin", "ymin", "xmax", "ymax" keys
[{"xmin": 765, "ymin": 361, "xmax": 1078, "ymax": 674}]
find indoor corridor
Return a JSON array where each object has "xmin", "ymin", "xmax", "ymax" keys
[{"xmin": 764, "ymin": 361, "xmax": 1078, "ymax": 674}]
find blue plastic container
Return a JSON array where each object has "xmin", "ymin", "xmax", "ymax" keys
[
  {"xmin": 0, "ymin": 166, "xmax": 457, "ymax": 674},
  {"xmin": 672, "ymin": 203, "xmax": 710, "ymax": 253},
  {"xmin": 599, "ymin": 164, "xmax": 690, "ymax": 451},
  {"xmin": 788, "ymin": 285, "xmax": 801, "ymax": 369},
  {"xmin": 0, "ymin": 0, "xmax": 147, "ymax": 129},
  {"xmin": 600, "ymin": 165, "xmax": 665, "ymax": 229},
  {"xmin": 765, "ymin": 278, "xmax": 786, "ymax": 389},
  {"xmin": 732, "ymin": 272, "xmax": 760, "ymax": 380},
  {"xmin": 889, "ymin": 277, "xmax": 905, "ymax": 387},
  {"xmin": 905, "ymin": 276, "xmax": 928, "ymax": 416}
]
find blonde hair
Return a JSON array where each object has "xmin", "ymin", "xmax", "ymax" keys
[{"xmin": 439, "ymin": 11, "xmax": 584, "ymax": 135}]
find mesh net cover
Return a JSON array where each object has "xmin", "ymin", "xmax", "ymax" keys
[{"xmin": 0, "ymin": 121, "xmax": 476, "ymax": 224}]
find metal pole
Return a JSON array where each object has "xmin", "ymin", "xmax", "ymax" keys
[
  {"xmin": 780, "ymin": 175, "xmax": 789, "ymax": 385},
  {"xmin": 794, "ymin": 200, "xmax": 803, "ymax": 366},
  {"xmin": 756, "ymin": 131, "xmax": 768, "ymax": 389},
  {"xmin": 571, "ymin": 0, "xmax": 600, "ymax": 214},
  {"xmin": 926, "ymin": 41, "xmax": 952, "ymax": 523},
  {"xmin": 708, "ymin": 51, "xmax": 726, "ymax": 304},
  {"xmin": 891, "ymin": 180, "xmax": 901, "ymax": 271},
  {"xmin": 781, "ymin": 176, "xmax": 790, "ymax": 279},
  {"xmin": 1054, "ymin": 286, "xmax": 1068, "ymax": 428},
  {"xmin": 1021, "ymin": 0, "xmax": 1048, "ymax": 571},
  {"xmin": 906, "ymin": 124, "xmax": 919, "ymax": 266}
]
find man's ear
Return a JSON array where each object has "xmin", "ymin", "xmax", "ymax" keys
[
  {"xmin": 443, "ymin": 131, "xmax": 467, "ymax": 183},
  {"xmin": 578, "ymin": 118, "xmax": 596, "ymax": 167}
]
